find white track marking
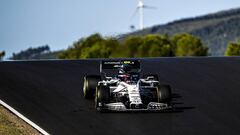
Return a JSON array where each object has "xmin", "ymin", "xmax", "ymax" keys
[{"xmin": 0, "ymin": 99, "xmax": 50, "ymax": 135}]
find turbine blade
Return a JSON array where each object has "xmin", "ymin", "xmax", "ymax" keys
[
  {"xmin": 143, "ymin": 5, "xmax": 157, "ymax": 9},
  {"xmin": 130, "ymin": 7, "xmax": 140, "ymax": 20}
]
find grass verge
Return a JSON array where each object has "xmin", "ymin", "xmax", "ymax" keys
[{"xmin": 0, "ymin": 105, "xmax": 41, "ymax": 135}]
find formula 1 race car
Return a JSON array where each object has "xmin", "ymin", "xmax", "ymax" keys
[{"xmin": 83, "ymin": 60, "xmax": 172, "ymax": 112}]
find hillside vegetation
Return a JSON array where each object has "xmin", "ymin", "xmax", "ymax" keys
[
  {"xmin": 9, "ymin": 45, "xmax": 62, "ymax": 60},
  {"xmin": 120, "ymin": 7, "xmax": 240, "ymax": 56},
  {"xmin": 59, "ymin": 33, "xmax": 208, "ymax": 59}
]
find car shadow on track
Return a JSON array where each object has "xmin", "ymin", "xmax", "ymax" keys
[{"xmin": 170, "ymin": 93, "xmax": 195, "ymax": 113}]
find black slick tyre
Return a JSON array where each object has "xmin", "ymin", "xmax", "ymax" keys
[
  {"xmin": 83, "ymin": 75, "xmax": 101, "ymax": 99},
  {"xmin": 156, "ymin": 84, "xmax": 172, "ymax": 103},
  {"xmin": 95, "ymin": 85, "xmax": 110, "ymax": 111}
]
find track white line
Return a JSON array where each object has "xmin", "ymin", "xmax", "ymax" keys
[{"xmin": 0, "ymin": 99, "xmax": 50, "ymax": 135}]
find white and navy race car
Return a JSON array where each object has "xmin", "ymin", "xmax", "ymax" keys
[{"xmin": 83, "ymin": 60, "xmax": 172, "ymax": 112}]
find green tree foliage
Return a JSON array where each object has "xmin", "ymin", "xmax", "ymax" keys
[
  {"xmin": 84, "ymin": 38, "xmax": 118, "ymax": 58},
  {"xmin": 138, "ymin": 35, "xmax": 174, "ymax": 57},
  {"xmin": 112, "ymin": 36, "xmax": 144, "ymax": 58},
  {"xmin": 10, "ymin": 45, "xmax": 50, "ymax": 60},
  {"xmin": 172, "ymin": 33, "xmax": 208, "ymax": 56},
  {"xmin": 59, "ymin": 33, "xmax": 118, "ymax": 59},
  {"xmin": 225, "ymin": 42, "xmax": 240, "ymax": 56},
  {"xmin": 0, "ymin": 51, "xmax": 5, "ymax": 60},
  {"xmin": 59, "ymin": 33, "xmax": 208, "ymax": 59}
]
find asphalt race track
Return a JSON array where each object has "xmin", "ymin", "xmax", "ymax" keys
[{"xmin": 1, "ymin": 57, "xmax": 240, "ymax": 135}]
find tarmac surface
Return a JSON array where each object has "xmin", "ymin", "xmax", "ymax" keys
[{"xmin": 1, "ymin": 57, "xmax": 240, "ymax": 135}]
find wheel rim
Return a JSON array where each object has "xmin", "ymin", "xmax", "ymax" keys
[{"xmin": 83, "ymin": 77, "xmax": 87, "ymax": 97}]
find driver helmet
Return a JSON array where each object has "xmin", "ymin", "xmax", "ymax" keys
[{"xmin": 119, "ymin": 64, "xmax": 132, "ymax": 74}]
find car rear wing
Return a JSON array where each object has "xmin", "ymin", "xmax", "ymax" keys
[{"xmin": 100, "ymin": 60, "xmax": 141, "ymax": 73}]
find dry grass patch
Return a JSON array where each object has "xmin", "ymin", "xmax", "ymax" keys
[{"xmin": 0, "ymin": 105, "xmax": 41, "ymax": 135}]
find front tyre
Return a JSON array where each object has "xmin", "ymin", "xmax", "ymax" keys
[
  {"xmin": 95, "ymin": 85, "xmax": 110, "ymax": 111},
  {"xmin": 157, "ymin": 85, "xmax": 172, "ymax": 103},
  {"xmin": 83, "ymin": 75, "xmax": 101, "ymax": 99}
]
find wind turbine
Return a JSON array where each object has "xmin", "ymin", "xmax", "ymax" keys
[{"xmin": 132, "ymin": 0, "xmax": 156, "ymax": 30}]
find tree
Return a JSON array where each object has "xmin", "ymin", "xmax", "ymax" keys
[
  {"xmin": 10, "ymin": 45, "xmax": 50, "ymax": 60},
  {"xmin": 118, "ymin": 36, "xmax": 143, "ymax": 58},
  {"xmin": 59, "ymin": 33, "xmax": 102, "ymax": 59},
  {"xmin": 59, "ymin": 33, "xmax": 119, "ymax": 59},
  {"xmin": 172, "ymin": 33, "xmax": 208, "ymax": 56},
  {"xmin": 225, "ymin": 42, "xmax": 240, "ymax": 56},
  {"xmin": 59, "ymin": 33, "xmax": 208, "ymax": 59},
  {"xmin": 83, "ymin": 38, "xmax": 118, "ymax": 58},
  {"xmin": 0, "ymin": 51, "xmax": 5, "ymax": 60},
  {"xmin": 138, "ymin": 35, "xmax": 174, "ymax": 57}
]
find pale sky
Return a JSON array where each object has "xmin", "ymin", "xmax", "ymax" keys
[{"xmin": 1, "ymin": 0, "xmax": 240, "ymax": 58}]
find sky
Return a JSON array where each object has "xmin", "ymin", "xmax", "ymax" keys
[{"xmin": 1, "ymin": 0, "xmax": 240, "ymax": 58}]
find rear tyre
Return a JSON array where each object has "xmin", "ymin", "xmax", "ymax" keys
[
  {"xmin": 95, "ymin": 85, "xmax": 110, "ymax": 111},
  {"xmin": 83, "ymin": 75, "xmax": 101, "ymax": 99},
  {"xmin": 156, "ymin": 85, "xmax": 172, "ymax": 103}
]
